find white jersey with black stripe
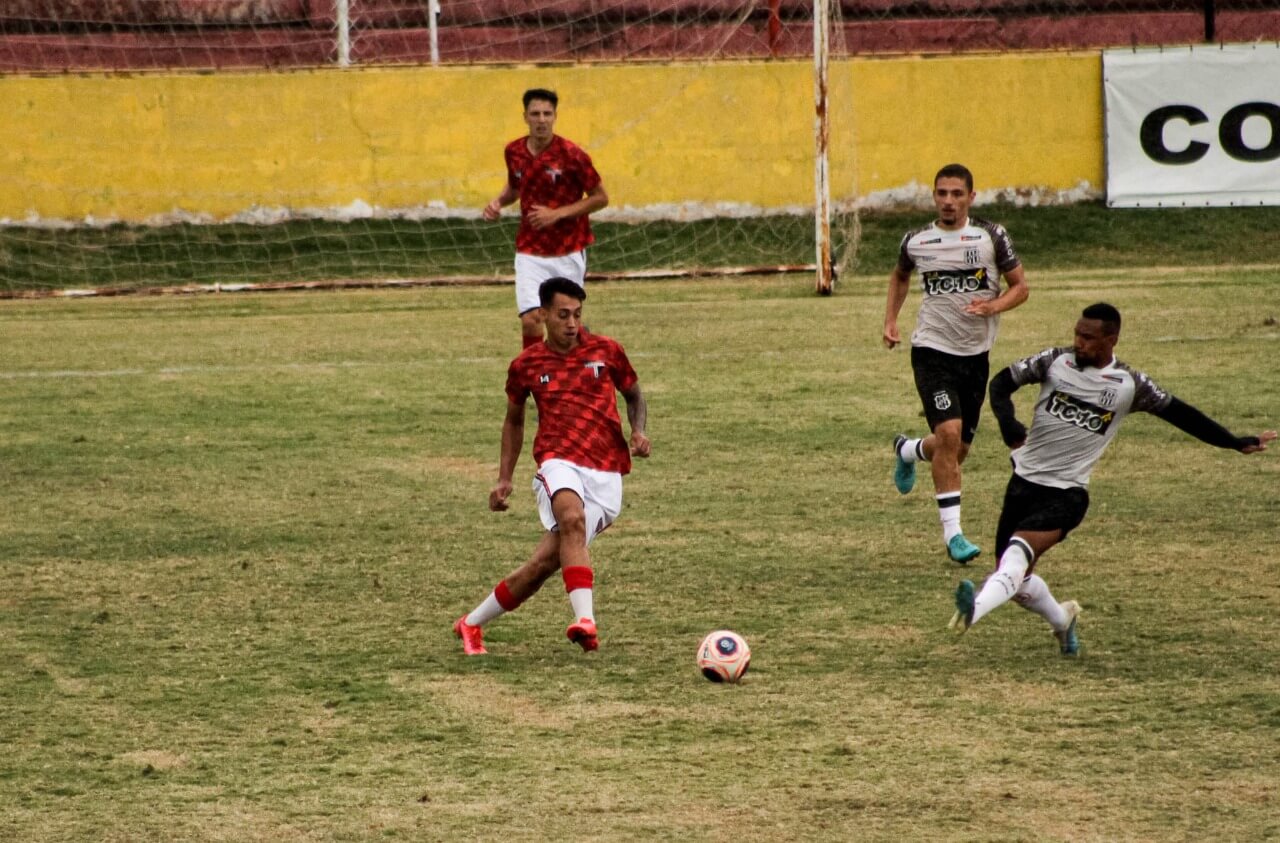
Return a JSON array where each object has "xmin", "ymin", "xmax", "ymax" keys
[
  {"xmin": 1009, "ymin": 347, "xmax": 1173, "ymax": 489},
  {"xmin": 897, "ymin": 216, "xmax": 1021, "ymax": 356}
]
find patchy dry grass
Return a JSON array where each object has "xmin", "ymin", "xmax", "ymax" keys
[{"xmin": 1, "ymin": 268, "xmax": 1278, "ymax": 841}]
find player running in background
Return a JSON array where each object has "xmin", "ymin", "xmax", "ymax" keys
[
  {"xmin": 883, "ymin": 163, "xmax": 1029, "ymax": 564},
  {"xmin": 454, "ymin": 278, "xmax": 650, "ymax": 656},
  {"xmin": 483, "ymin": 88, "xmax": 609, "ymax": 349},
  {"xmin": 949, "ymin": 302, "xmax": 1275, "ymax": 654}
]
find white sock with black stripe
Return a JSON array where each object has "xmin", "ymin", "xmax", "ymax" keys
[
  {"xmin": 972, "ymin": 538, "xmax": 1033, "ymax": 626},
  {"xmin": 936, "ymin": 492, "xmax": 962, "ymax": 543},
  {"xmin": 898, "ymin": 438, "xmax": 927, "ymax": 463}
]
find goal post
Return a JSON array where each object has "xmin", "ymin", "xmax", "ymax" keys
[{"xmin": 813, "ymin": 0, "xmax": 834, "ymax": 295}]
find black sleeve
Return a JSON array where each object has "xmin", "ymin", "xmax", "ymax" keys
[
  {"xmin": 1151, "ymin": 396, "xmax": 1260, "ymax": 451},
  {"xmin": 988, "ymin": 367, "xmax": 1027, "ymax": 447}
]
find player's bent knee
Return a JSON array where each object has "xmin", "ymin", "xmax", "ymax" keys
[
  {"xmin": 557, "ymin": 514, "xmax": 588, "ymax": 540},
  {"xmin": 551, "ymin": 492, "xmax": 587, "ymax": 535}
]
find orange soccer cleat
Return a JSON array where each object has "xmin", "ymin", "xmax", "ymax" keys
[
  {"xmin": 453, "ymin": 615, "xmax": 487, "ymax": 656},
  {"xmin": 566, "ymin": 617, "xmax": 599, "ymax": 652}
]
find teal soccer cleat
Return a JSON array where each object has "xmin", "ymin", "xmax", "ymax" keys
[
  {"xmin": 892, "ymin": 434, "xmax": 916, "ymax": 494},
  {"xmin": 1054, "ymin": 600, "xmax": 1081, "ymax": 656},
  {"xmin": 947, "ymin": 533, "xmax": 981, "ymax": 564},
  {"xmin": 949, "ymin": 579, "xmax": 976, "ymax": 633}
]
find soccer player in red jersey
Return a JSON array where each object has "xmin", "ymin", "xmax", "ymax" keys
[
  {"xmin": 482, "ymin": 89, "xmax": 609, "ymax": 349},
  {"xmin": 454, "ymin": 278, "xmax": 649, "ymax": 655}
]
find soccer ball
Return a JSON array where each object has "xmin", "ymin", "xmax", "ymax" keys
[{"xmin": 696, "ymin": 630, "xmax": 751, "ymax": 684}]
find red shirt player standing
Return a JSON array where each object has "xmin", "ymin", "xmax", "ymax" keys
[
  {"xmin": 454, "ymin": 277, "xmax": 649, "ymax": 656},
  {"xmin": 483, "ymin": 88, "xmax": 609, "ymax": 348}
]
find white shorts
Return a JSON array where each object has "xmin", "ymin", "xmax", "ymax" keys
[
  {"xmin": 533, "ymin": 458, "xmax": 622, "ymax": 546},
  {"xmin": 514, "ymin": 250, "xmax": 587, "ymax": 315}
]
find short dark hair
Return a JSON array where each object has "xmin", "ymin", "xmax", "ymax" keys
[
  {"xmin": 523, "ymin": 88, "xmax": 558, "ymax": 110},
  {"xmin": 539, "ymin": 277, "xmax": 585, "ymax": 308},
  {"xmin": 934, "ymin": 163, "xmax": 974, "ymax": 192},
  {"xmin": 1082, "ymin": 302, "xmax": 1122, "ymax": 336}
]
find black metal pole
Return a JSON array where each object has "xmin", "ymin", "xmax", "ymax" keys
[{"xmin": 1204, "ymin": 0, "xmax": 1216, "ymax": 42}]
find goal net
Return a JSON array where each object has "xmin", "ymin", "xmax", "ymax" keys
[{"xmin": 2, "ymin": 1, "xmax": 1276, "ymax": 296}]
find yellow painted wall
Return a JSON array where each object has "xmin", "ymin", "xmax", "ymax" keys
[
  {"xmin": 0, "ymin": 54, "xmax": 1102, "ymax": 223},
  {"xmin": 836, "ymin": 52, "xmax": 1103, "ymax": 198}
]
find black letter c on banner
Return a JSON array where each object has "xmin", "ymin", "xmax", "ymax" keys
[{"xmin": 1139, "ymin": 105, "xmax": 1210, "ymax": 164}]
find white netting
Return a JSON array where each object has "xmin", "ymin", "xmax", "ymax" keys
[
  {"xmin": 2, "ymin": 2, "xmax": 1278, "ymax": 294},
  {"xmin": 5, "ymin": 1, "xmax": 1276, "ymax": 71}
]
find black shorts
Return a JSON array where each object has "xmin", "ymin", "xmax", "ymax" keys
[
  {"xmin": 995, "ymin": 473, "xmax": 1090, "ymax": 558},
  {"xmin": 911, "ymin": 346, "xmax": 989, "ymax": 444}
]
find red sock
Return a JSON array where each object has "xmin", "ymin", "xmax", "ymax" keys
[
  {"xmin": 494, "ymin": 579, "xmax": 524, "ymax": 611},
  {"xmin": 562, "ymin": 566, "xmax": 594, "ymax": 592},
  {"xmin": 562, "ymin": 566, "xmax": 594, "ymax": 621}
]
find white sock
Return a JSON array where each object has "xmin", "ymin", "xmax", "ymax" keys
[
  {"xmin": 936, "ymin": 493, "xmax": 962, "ymax": 543},
  {"xmin": 1013, "ymin": 573, "xmax": 1070, "ymax": 631},
  {"xmin": 899, "ymin": 437, "xmax": 927, "ymax": 464},
  {"xmin": 568, "ymin": 588, "xmax": 594, "ymax": 621},
  {"xmin": 465, "ymin": 592, "xmax": 505, "ymax": 627},
  {"xmin": 972, "ymin": 539, "xmax": 1032, "ymax": 626}
]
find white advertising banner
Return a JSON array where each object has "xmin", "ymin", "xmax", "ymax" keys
[{"xmin": 1104, "ymin": 44, "xmax": 1280, "ymax": 207}]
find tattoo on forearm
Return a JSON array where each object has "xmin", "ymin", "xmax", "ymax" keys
[{"xmin": 627, "ymin": 392, "xmax": 647, "ymax": 436}]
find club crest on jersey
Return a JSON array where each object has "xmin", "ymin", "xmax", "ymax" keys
[
  {"xmin": 964, "ymin": 248, "xmax": 980, "ymax": 264},
  {"xmin": 546, "ymin": 166, "xmax": 562, "ymax": 183},
  {"xmin": 922, "ymin": 268, "xmax": 988, "ymax": 296},
  {"xmin": 933, "ymin": 390, "xmax": 952, "ymax": 411},
  {"xmin": 584, "ymin": 361, "xmax": 606, "ymax": 378},
  {"xmin": 1047, "ymin": 390, "xmax": 1115, "ymax": 434},
  {"xmin": 1098, "ymin": 388, "xmax": 1118, "ymax": 407},
  {"xmin": 539, "ymin": 374, "xmax": 551, "ymax": 384}
]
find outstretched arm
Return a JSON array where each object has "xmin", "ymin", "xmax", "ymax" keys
[
  {"xmin": 489, "ymin": 399, "xmax": 527, "ymax": 511},
  {"xmin": 622, "ymin": 382, "xmax": 651, "ymax": 458},
  {"xmin": 988, "ymin": 366, "xmax": 1027, "ymax": 448},
  {"xmin": 1153, "ymin": 397, "xmax": 1277, "ymax": 453}
]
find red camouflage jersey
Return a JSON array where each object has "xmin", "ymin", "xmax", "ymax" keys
[
  {"xmin": 505, "ymin": 330, "xmax": 638, "ymax": 474},
  {"xmin": 504, "ymin": 134, "xmax": 602, "ymax": 257}
]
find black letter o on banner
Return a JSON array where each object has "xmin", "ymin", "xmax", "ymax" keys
[
  {"xmin": 1219, "ymin": 102, "xmax": 1280, "ymax": 162},
  {"xmin": 1139, "ymin": 105, "xmax": 1209, "ymax": 164}
]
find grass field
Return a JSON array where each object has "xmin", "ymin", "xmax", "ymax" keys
[{"xmin": 2, "ymin": 261, "xmax": 1278, "ymax": 840}]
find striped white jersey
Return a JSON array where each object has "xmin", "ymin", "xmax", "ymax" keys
[
  {"xmin": 897, "ymin": 216, "xmax": 1021, "ymax": 356},
  {"xmin": 1008, "ymin": 347, "xmax": 1172, "ymax": 489}
]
